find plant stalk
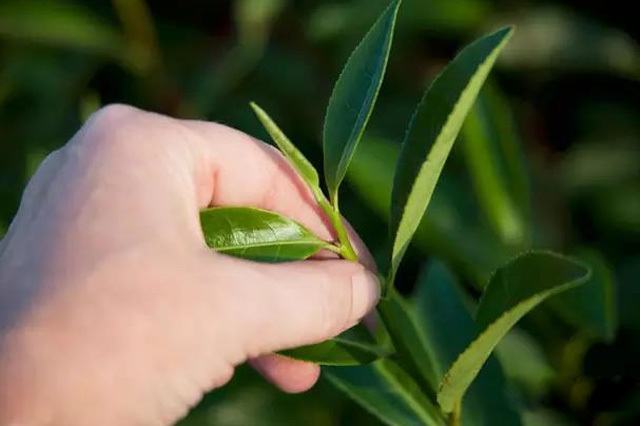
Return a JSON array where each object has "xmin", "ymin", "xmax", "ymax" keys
[
  {"xmin": 317, "ymin": 193, "xmax": 358, "ymax": 262},
  {"xmin": 448, "ymin": 401, "xmax": 462, "ymax": 426}
]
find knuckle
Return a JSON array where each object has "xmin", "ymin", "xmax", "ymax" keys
[{"xmin": 78, "ymin": 104, "xmax": 150, "ymax": 157}]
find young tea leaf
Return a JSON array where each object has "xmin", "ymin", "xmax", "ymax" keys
[
  {"xmin": 250, "ymin": 102, "xmax": 321, "ymax": 191},
  {"xmin": 280, "ymin": 323, "xmax": 391, "ymax": 366},
  {"xmin": 323, "ymin": 0, "xmax": 401, "ymax": 201},
  {"xmin": 388, "ymin": 27, "xmax": 514, "ymax": 287},
  {"xmin": 437, "ymin": 251, "xmax": 591, "ymax": 413},
  {"xmin": 200, "ymin": 206, "xmax": 328, "ymax": 262}
]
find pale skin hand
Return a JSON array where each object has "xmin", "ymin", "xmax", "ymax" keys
[{"xmin": 0, "ymin": 105, "xmax": 379, "ymax": 425}]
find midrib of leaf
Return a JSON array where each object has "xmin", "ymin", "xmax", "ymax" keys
[
  {"xmin": 437, "ymin": 274, "xmax": 589, "ymax": 413},
  {"xmin": 389, "ymin": 28, "xmax": 513, "ymax": 285},
  {"xmin": 334, "ymin": 50, "xmax": 388, "ymax": 184},
  {"xmin": 214, "ymin": 239, "xmax": 326, "ymax": 251},
  {"xmin": 323, "ymin": 0, "xmax": 400, "ymax": 197}
]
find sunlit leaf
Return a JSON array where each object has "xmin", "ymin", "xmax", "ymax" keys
[
  {"xmin": 200, "ymin": 206, "xmax": 328, "ymax": 262},
  {"xmin": 415, "ymin": 260, "xmax": 521, "ymax": 425},
  {"xmin": 348, "ymin": 136, "xmax": 512, "ymax": 283},
  {"xmin": 388, "ymin": 27, "xmax": 514, "ymax": 286},
  {"xmin": 437, "ymin": 251, "xmax": 591, "ymax": 413},
  {"xmin": 281, "ymin": 323, "xmax": 391, "ymax": 366},
  {"xmin": 250, "ymin": 102, "xmax": 321, "ymax": 191},
  {"xmin": 323, "ymin": 0, "xmax": 401, "ymax": 200}
]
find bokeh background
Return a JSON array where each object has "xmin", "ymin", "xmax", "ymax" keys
[{"xmin": 1, "ymin": 0, "xmax": 639, "ymax": 425}]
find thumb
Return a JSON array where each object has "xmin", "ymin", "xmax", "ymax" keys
[{"xmin": 209, "ymin": 254, "xmax": 380, "ymax": 359}]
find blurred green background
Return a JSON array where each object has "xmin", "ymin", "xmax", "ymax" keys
[{"xmin": 1, "ymin": 0, "xmax": 639, "ymax": 425}]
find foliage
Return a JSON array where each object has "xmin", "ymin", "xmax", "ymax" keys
[{"xmin": 1, "ymin": 0, "xmax": 638, "ymax": 425}]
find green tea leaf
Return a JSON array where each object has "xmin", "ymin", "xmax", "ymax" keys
[
  {"xmin": 415, "ymin": 260, "xmax": 521, "ymax": 425},
  {"xmin": 200, "ymin": 206, "xmax": 328, "ymax": 262},
  {"xmin": 280, "ymin": 323, "xmax": 391, "ymax": 366},
  {"xmin": 323, "ymin": 0, "xmax": 401, "ymax": 200},
  {"xmin": 388, "ymin": 27, "xmax": 514, "ymax": 286},
  {"xmin": 550, "ymin": 250, "xmax": 617, "ymax": 342},
  {"xmin": 325, "ymin": 359, "xmax": 446, "ymax": 426},
  {"xmin": 437, "ymin": 251, "xmax": 591, "ymax": 413},
  {"xmin": 348, "ymin": 136, "xmax": 512, "ymax": 284},
  {"xmin": 377, "ymin": 290, "xmax": 439, "ymax": 398},
  {"xmin": 250, "ymin": 102, "xmax": 321, "ymax": 191}
]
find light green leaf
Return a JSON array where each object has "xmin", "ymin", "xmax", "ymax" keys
[
  {"xmin": 280, "ymin": 323, "xmax": 391, "ymax": 366},
  {"xmin": 201, "ymin": 206, "xmax": 388, "ymax": 365},
  {"xmin": 348, "ymin": 136, "xmax": 513, "ymax": 283},
  {"xmin": 323, "ymin": 0, "xmax": 401, "ymax": 200},
  {"xmin": 250, "ymin": 102, "xmax": 321, "ymax": 191},
  {"xmin": 388, "ymin": 27, "xmax": 514, "ymax": 286},
  {"xmin": 200, "ymin": 206, "xmax": 328, "ymax": 262},
  {"xmin": 550, "ymin": 249, "xmax": 617, "ymax": 342},
  {"xmin": 325, "ymin": 358, "xmax": 445, "ymax": 426},
  {"xmin": 461, "ymin": 84, "xmax": 530, "ymax": 246},
  {"xmin": 437, "ymin": 251, "xmax": 591, "ymax": 413},
  {"xmin": 415, "ymin": 260, "xmax": 521, "ymax": 425},
  {"xmin": 0, "ymin": 0, "xmax": 123, "ymax": 55}
]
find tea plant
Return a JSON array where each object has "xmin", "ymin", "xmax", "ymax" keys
[{"xmin": 199, "ymin": 1, "xmax": 592, "ymax": 425}]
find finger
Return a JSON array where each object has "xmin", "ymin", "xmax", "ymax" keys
[
  {"xmin": 249, "ymin": 354, "xmax": 320, "ymax": 393},
  {"xmin": 205, "ymin": 254, "xmax": 380, "ymax": 359},
  {"xmin": 180, "ymin": 119, "xmax": 335, "ymax": 241}
]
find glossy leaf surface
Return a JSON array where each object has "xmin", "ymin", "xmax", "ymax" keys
[
  {"xmin": 415, "ymin": 261, "xmax": 521, "ymax": 425},
  {"xmin": 437, "ymin": 251, "xmax": 591, "ymax": 413},
  {"xmin": 200, "ymin": 206, "xmax": 327, "ymax": 262},
  {"xmin": 280, "ymin": 323, "xmax": 391, "ymax": 366},
  {"xmin": 250, "ymin": 102, "xmax": 321, "ymax": 190},
  {"xmin": 323, "ymin": 0, "xmax": 401, "ymax": 199},
  {"xmin": 388, "ymin": 27, "xmax": 513, "ymax": 285}
]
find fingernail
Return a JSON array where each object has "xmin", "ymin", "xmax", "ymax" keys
[{"xmin": 351, "ymin": 270, "xmax": 381, "ymax": 321}]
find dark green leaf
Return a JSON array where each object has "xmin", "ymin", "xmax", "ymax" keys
[
  {"xmin": 280, "ymin": 323, "xmax": 391, "ymax": 366},
  {"xmin": 388, "ymin": 27, "xmax": 514, "ymax": 286},
  {"xmin": 377, "ymin": 290, "xmax": 439, "ymax": 399},
  {"xmin": 415, "ymin": 260, "xmax": 521, "ymax": 425},
  {"xmin": 550, "ymin": 250, "xmax": 617, "ymax": 341},
  {"xmin": 200, "ymin": 206, "xmax": 328, "ymax": 262},
  {"xmin": 323, "ymin": 0, "xmax": 401, "ymax": 200},
  {"xmin": 325, "ymin": 358, "xmax": 445, "ymax": 426},
  {"xmin": 438, "ymin": 251, "xmax": 591, "ymax": 413}
]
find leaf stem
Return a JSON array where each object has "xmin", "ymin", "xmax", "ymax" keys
[
  {"xmin": 317, "ymin": 192, "xmax": 359, "ymax": 262},
  {"xmin": 448, "ymin": 401, "xmax": 461, "ymax": 426}
]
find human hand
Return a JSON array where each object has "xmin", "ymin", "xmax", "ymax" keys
[{"xmin": 0, "ymin": 105, "xmax": 379, "ymax": 425}]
